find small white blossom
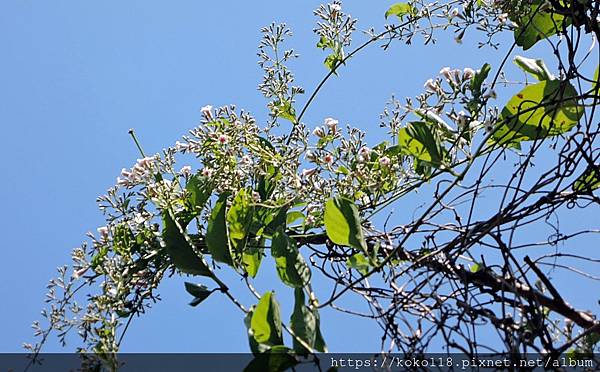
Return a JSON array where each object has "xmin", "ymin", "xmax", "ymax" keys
[
  {"xmin": 200, "ymin": 105, "xmax": 213, "ymax": 119},
  {"xmin": 440, "ymin": 67, "xmax": 452, "ymax": 80},
  {"xmin": 424, "ymin": 78, "xmax": 437, "ymax": 92},
  {"xmin": 323, "ymin": 153, "xmax": 334, "ymax": 164},
  {"xmin": 180, "ymin": 165, "xmax": 192, "ymax": 176},
  {"xmin": 175, "ymin": 141, "xmax": 189, "ymax": 152},
  {"xmin": 241, "ymin": 155, "xmax": 253, "ymax": 165},
  {"xmin": 202, "ymin": 167, "xmax": 214, "ymax": 177},
  {"xmin": 97, "ymin": 226, "xmax": 109, "ymax": 240},
  {"xmin": 218, "ymin": 134, "xmax": 228, "ymax": 144},
  {"xmin": 463, "ymin": 68, "xmax": 475, "ymax": 81},
  {"xmin": 330, "ymin": 3, "xmax": 341, "ymax": 12},
  {"xmin": 379, "ymin": 156, "xmax": 391, "ymax": 167},
  {"xmin": 301, "ymin": 168, "xmax": 317, "ymax": 178},
  {"xmin": 305, "ymin": 150, "xmax": 317, "ymax": 162},
  {"xmin": 313, "ymin": 127, "xmax": 326, "ymax": 138},
  {"xmin": 324, "ymin": 117, "xmax": 339, "ymax": 131}
]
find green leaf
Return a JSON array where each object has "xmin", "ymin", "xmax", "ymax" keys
[
  {"xmin": 271, "ymin": 228, "xmax": 311, "ymax": 288},
  {"xmin": 273, "ymin": 100, "xmax": 296, "ymax": 123},
  {"xmin": 286, "ymin": 211, "xmax": 305, "ymax": 226},
  {"xmin": 324, "ymin": 53, "xmax": 342, "ymax": 72},
  {"xmin": 184, "ymin": 282, "xmax": 213, "ymax": 307},
  {"xmin": 257, "ymin": 165, "xmax": 279, "ymax": 202},
  {"xmin": 290, "ymin": 288, "xmax": 316, "ymax": 354},
  {"xmin": 514, "ymin": 55, "xmax": 554, "ymax": 81},
  {"xmin": 317, "ymin": 36, "xmax": 332, "ymax": 50},
  {"xmin": 206, "ymin": 193, "xmax": 234, "ymax": 266},
  {"xmin": 162, "ymin": 212, "xmax": 211, "ymax": 276},
  {"xmin": 244, "ymin": 346, "xmax": 298, "ymax": 372},
  {"xmin": 398, "ymin": 121, "xmax": 447, "ymax": 168},
  {"xmin": 251, "ymin": 291, "xmax": 283, "ymax": 347},
  {"xmin": 573, "ymin": 165, "xmax": 600, "ymax": 193},
  {"xmin": 470, "ymin": 263, "xmax": 482, "ymax": 273},
  {"xmin": 243, "ymin": 244, "xmax": 263, "ymax": 279},
  {"xmin": 184, "ymin": 174, "xmax": 213, "ymax": 220},
  {"xmin": 346, "ymin": 253, "xmax": 370, "ymax": 276},
  {"xmin": 471, "ymin": 63, "xmax": 491, "ymax": 96},
  {"xmin": 227, "ymin": 189, "xmax": 255, "ymax": 251},
  {"xmin": 385, "ymin": 3, "xmax": 416, "ymax": 19},
  {"xmin": 514, "ymin": 3, "xmax": 566, "ymax": 50},
  {"xmin": 492, "ymin": 80, "xmax": 583, "ymax": 147},
  {"xmin": 324, "ymin": 197, "xmax": 367, "ymax": 253}
]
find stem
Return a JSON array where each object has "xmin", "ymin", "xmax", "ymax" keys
[{"xmin": 128, "ymin": 129, "xmax": 147, "ymax": 158}]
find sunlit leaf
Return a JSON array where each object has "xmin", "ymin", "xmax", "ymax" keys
[
  {"xmin": 324, "ymin": 197, "xmax": 367, "ymax": 252},
  {"xmin": 346, "ymin": 253, "xmax": 370, "ymax": 276},
  {"xmin": 492, "ymin": 80, "xmax": 583, "ymax": 147},
  {"xmin": 271, "ymin": 228, "xmax": 311, "ymax": 288},
  {"xmin": 385, "ymin": 3, "xmax": 416, "ymax": 19},
  {"xmin": 251, "ymin": 291, "xmax": 283, "ymax": 347},
  {"xmin": 514, "ymin": 2, "xmax": 566, "ymax": 50},
  {"xmin": 398, "ymin": 121, "xmax": 447, "ymax": 169},
  {"xmin": 573, "ymin": 165, "xmax": 600, "ymax": 193},
  {"xmin": 514, "ymin": 55, "xmax": 554, "ymax": 81}
]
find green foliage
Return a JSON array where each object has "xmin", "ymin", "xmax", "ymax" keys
[
  {"xmin": 346, "ymin": 253, "xmax": 370, "ymax": 276},
  {"xmin": 273, "ymin": 100, "xmax": 297, "ymax": 123},
  {"xmin": 162, "ymin": 212, "xmax": 211, "ymax": 277},
  {"xmin": 398, "ymin": 121, "xmax": 447, "ymax": 172},
  {"xmin": 290, "ymin": 288, "xmax": 317, "ymax": 354},
  {"xmin": 271, "ymin": 228, "xmax": 311, "ymax": 288},
  {"xmin": 244, "ymin": 346, "xmax": 298, "ymax": 372},
  {"xmin": 385, "ymin": 3, "xmax": 416, "ymax": 20},
  {"xmin": 471, "ymin": 63, "xmax": 491, "ymax": 98},
  {"xmin": 206, "ymin": 193, "xmax": 234, "ymax": 266},
  {"xmin": 183, "ymin": 174, "xmax": 213, "ymax": 224},
  {"xmin": 324, "ymin": 197, "xmax": 367, "ymax": 252},
  {"xmin": 573, "ymin": 165, "xmax": 600, "ymax": 193},
  {"xmin": 249, "ymin": 292, "xmax": 284, "ymax": 350},
  {"xmin": 491, "ymin": 80, "xmax": 582, "ymax": 147},
  {"xmin": 513, "ymin": 1, "xmax": 567, "ymax": 50},
  {"xmin": 514, "ymin": 55, "xmax": 553, "ymax": 81},
  {"xmin": 184, "ymin": 282, "xmax": 213, "ymax": 307}
]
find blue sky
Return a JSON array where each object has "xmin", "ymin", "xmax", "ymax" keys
[{"xmin": 2, "ymin": 0, "xmax": 598, "ymax": 353}]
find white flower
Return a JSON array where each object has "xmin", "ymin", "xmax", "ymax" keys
[
  {"xmin": 200, "ymin": 105, "xmax": 213, "ymax": 119},
  {"xmin": 323, "ymin": 154, "xmax": 334, "ymax": 164},
  {"xmin": 97, "ymin": 226, "xmax": 109, "ymax": 240},
  {"xmin": 175, "ymin": 141, "xmax": 189, "ymax": 152},
  {"xmin": 379, "ymin": 156, "xmax": 391, "ymax": 167},
  {"xmin": 449, "ymin": 8, "xmax": 460, "ymax": 19},
  {"xmin": 324, "ymin": 117, "xmax": 339, "ymax": 130},
  {"xmin": 305, "ymin": 150, "xmax": 317, "ymax": 162},
  {"xmin": 330, "ymin": 3, "xmax": 341, "ymax": 12},
  {"xmin": 463, "ymin": 68, "xmax": 475, "ymax": 80},
  {"xmin": 312, "ymin": 127, "xmax": 326, "ymax": 138},
  {"xmin": 498, "ymin": 13, "xmax": 509, "ymax": 24},
  {"xmin": 301, "ymin": 168, "xmax": 317, "ymax": 178},
  {"xmin": 180, "ymin": 165, "xmax": 192, "ymax": 176},
  {"xmin": 424, "ymin": 78, "xmax": 437, "ymax": 92},
  {"xmin": 72, "ymin": 266, "xmax": 89, "ymax": 279},
  {"xmin": 483, "ymin": 89, "xmax": 497, "ymax": 99},
  {"xmin": 241, "ymin": 155, "xmax": 253, "ymax": 165},
  {"xmin": 201, "ymin": 167, "xmax": 213, "ymax": 177},
  {"xmin": 359, "ymin": 146, "xmax": 371, "ymax": 157},
  {"xmin": 218, "ymin": 134, "xmax": 228, "ymax": 144},
  {"xmin": 439, "ymin": 67, "xmax": 452, "ymax": 80}
]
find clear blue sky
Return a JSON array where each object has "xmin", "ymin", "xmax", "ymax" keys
[{"xmin": 2, "ymin": 0, "xmax": 598, "ymax": 353}]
